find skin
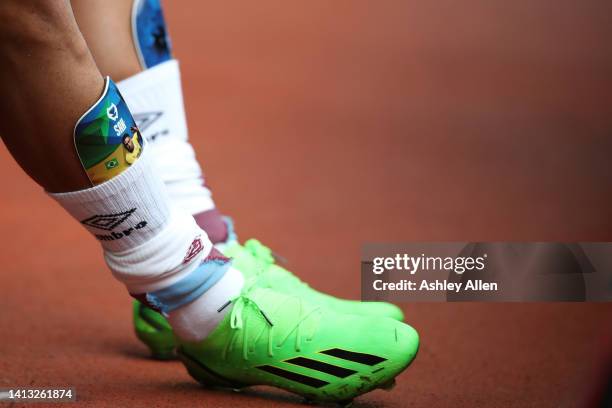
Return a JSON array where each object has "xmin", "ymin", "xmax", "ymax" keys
[
  {"xmin": 71, "ymin": 0, "xmax": 142, "ymax": 81},
  {"xmin": 0, "ymin": 0, "xmax": 104, "ymax": 192},
  {"xmin": 72, "ymin": 0, "xmax": 229, "ymax": 242},
  {"xmin": 0, "ymin": 0, "xmax": 142, "ymax": 192},
  {"xmin": 0, "ymin": 0, "xmax": 228, "ymax": 240}
]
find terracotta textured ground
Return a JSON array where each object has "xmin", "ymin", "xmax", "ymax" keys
[{"xmin": 1, "ymin": 1, "xmax": 611, "ymax": 407}]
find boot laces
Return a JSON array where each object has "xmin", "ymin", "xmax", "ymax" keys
[{"xmin": 223, "ymin": 281, "xmax": 320, "ymax": 361}]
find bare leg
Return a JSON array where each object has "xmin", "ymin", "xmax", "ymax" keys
[
  {"xmin": 0, "ymin": 0, "xmax": 103, "ymax": 192},
  {"xmin": 0, "ymin": 0, "xmax": 241, "ymax": 344},
  {"xmin": 73, "ymin": 0, "xmax": 229, "ymax": 243},
  {"xmin": 72, "ymin": 0, "xmax": 142, "ymax": 81}
]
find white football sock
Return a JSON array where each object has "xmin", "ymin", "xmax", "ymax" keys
[
  {"xmin": 117, "ymin": 59, "xmax": 215, "ymax": 216},
  {"xmin": 168, "ymin": 266, "xmax": 244, "ymax": 341},
  {"xmin": 50, "ymin": 149, "xmax": 241, "ymax": 340}
]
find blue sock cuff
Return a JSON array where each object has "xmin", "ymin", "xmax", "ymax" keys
[{"xmin": 145, "ymin": 257, "xmax": 231, "ymax": 314}]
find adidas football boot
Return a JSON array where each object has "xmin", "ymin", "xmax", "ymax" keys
[
  {"xmin": 134, "ymin": 222, "xmax": 404, "ymax": 359},
  {"xmin": 177, "ymin": 286, "xmax": 419, "ymax": 404}
]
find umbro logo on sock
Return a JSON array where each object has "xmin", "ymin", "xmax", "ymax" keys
[
  {"xmin": 133, "ymin": 111, "xmax": 169, "ymax": 142},
  {"xmin": 82, "ymin": 209, "xmax": 136, "ymax": 230},
  {"xmin": 81, "ymin": 209, "xmax": 148, "ymax": 241}
]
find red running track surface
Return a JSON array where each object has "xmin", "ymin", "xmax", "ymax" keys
[{"xmin": 1, "ymin": 1, "xmax": 611, "ymax": 407}]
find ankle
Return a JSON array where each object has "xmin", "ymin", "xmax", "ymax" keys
[
  {"xmin": 194, "ymin": 208, "xmax": 228, "ymax": 244},
  {"xmin": 168, "ymin": 266, "xmax": 244, "ymax": 341}
]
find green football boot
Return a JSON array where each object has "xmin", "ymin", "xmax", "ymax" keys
[
  {"xmin": 133, "ymin": 300, "xmax": 175, "ymax": 359},
  {"xmin": 134, "ymin": 224, "xmax": 404, "ymax": 359},
  {"xmin": 222, "ymin": 237, "xmax": 404, "ymax": 320},
  {"xmin": 177, "ymin": 286, "xmax": 419, "ymax": 404}
]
